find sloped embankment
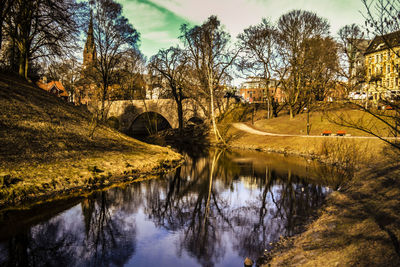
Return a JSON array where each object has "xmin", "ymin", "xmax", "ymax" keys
[
  {"xmin": 0, "ymin": 74, "xmax": 182, "ymax": 209},
  {"xmin": 263, "ymin": 161, "xmax": 400, "ymax": 266}
]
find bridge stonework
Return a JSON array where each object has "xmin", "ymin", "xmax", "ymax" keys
[{"xmin": 106, "ymin": 99, "xmax": 207, "ymax": 134}]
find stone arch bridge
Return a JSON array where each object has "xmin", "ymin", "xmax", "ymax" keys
[{"xmin": 106, "ymin": 99, "xmax": 208, "ymax": 136}]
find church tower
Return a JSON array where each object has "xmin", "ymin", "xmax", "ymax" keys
[
  {"xmin": 77, "ymin": 12, "xmax": 97, "ymax": 105},
  {"xmin": 83, "ymin": 12, "xmax": 96, "ymax": 69}
]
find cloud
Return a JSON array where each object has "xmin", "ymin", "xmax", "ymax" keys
[
  {"xmin": 122, "ymin": 1, "xmax": 167, "ymax": 31},
  {"xmin": 142, "ymin": 31, "xmax": 179, "ymax": 45},
  {"xmin": 147, "ymin": 0, "xmax": 366, "ymax": 37},
  {"xmin": 117, "ymin": 0, "xmax": 191, "ymax": 57},
  {"xmin": 117, "ymin": 0, "xmax": 367, "ymax": 59}
]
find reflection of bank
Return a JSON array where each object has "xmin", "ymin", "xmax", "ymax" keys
[
  {"xmin": 212, "ymin": 149, "xmax": 333, "ymax": 261},
  {"xmin": 229, "ymin": 149, "xmax": 343, "ymax": 187}
]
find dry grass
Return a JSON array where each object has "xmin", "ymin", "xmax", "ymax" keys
[
  {"xmin": 225, "ymin": 125, "xmax": 386, "ymax": 162},
  {"xmin": 252, "ymin": 105, "xmax": 392, "ymax": 137},
  {"xmin": 0, "ymin": 74, "xmax": 182, "ymax": 209}
]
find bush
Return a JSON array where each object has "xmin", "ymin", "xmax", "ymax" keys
[
  {"xmin": 320, "ymin": 139, "xmax": 370, "ymax": 175},
  {"xmin": 106, "ymin": 116, "xmax": 120, "ymax": 129},
  {"xmin": 218, "ymin": 104, "xmax": 253, "ymax": 123}
]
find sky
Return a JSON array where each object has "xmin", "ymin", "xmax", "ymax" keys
[{"xmin": 116, "ymin": 0, "xmax": 367, "ymax": 60}]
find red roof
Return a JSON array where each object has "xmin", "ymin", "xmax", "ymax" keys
[{"xmin": 37, "ymin": 80, "xmax": 69, "ymax": 97}]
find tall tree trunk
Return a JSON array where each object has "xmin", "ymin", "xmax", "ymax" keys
[
  {"xmin": 174, "ymin": 88, "xmax": 184, "ymax": 134},
  {"xmin": 177, "ymin": 99, "xmax": 183, "ymax": 133},
  {"xmin": 289, "ymin": 105, "xmax": 294, "ymax": 119},
  {"xmin": 18, "ymin": 53, "xmax": 25, "ymax": 77},
  {"xmin": 209, "ymin": 81, "xmax": 224, "ymax": 144},
  {"xmin": 0, "ymin": 17, "xmax": 3, "ymax": 50},
  {"xmin": 24, "ymin": 52, "xmax": 29, "ymax": 79}
]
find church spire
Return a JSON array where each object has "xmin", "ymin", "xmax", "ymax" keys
[{"xmin": 83, "ymin": 11, "xmax": 96, "ymax": 68}]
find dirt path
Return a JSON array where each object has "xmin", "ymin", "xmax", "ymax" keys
[{"xmin": 232, "ymin": 122, "xmax": 398, "ymax": 140}]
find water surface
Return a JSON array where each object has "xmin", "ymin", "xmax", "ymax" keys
[{"xmin": 0, "ymin": 149, "xmax": 341, "ymax": 266}]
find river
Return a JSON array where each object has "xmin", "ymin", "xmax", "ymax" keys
[{"xmin": 0, "ymin": 149, "xmax": 343, "ymax": 266}]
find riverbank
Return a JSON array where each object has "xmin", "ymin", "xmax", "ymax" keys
[
  {"xmin": 262, "ymin": 161, "xmax": 400, "ymax": 266},
  {"xmin": 0, "ymin": 74, "xmax": 183, "ymax": 211},
  {"xmin": 225, "ymin": 120, "xmax": 400, "ymax": 266}
]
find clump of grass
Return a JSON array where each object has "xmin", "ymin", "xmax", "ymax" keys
[
  {"xmin": 0, "ymin": 174, "xmax": 21, "ymax": 188},
  {"xmin": 106, "ymin": 116, "xmax": 119, "ymax": 129},
  {"xmin": 87, "ymin": 165, "xmax": 104, "ymax": 173},
  {"xmin": 319, "ymin": 138, "xmax": 371, "ymax": 175}
]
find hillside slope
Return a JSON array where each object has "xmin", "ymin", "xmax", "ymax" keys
[{"xmin": 0, "ymin": 74, "xmax": 182, "ymax": 209}]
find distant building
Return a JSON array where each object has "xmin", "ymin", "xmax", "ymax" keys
[
  {"xmin": 37, "ymin": 77, "xmax": 69, "ymax": 102},
  {"xmin": 350, "ymin": 39, "xmax": 370, "ymax": 83},
  {"xmin": 365, "ymin": 30, "xmax": 400, "ymax": 101},
  {"xmin": 239, "ymin": 77, "xmax": 284, "ymax": 103},
  {"xmin": 145, "ymin": 74, "xmax": 168, "ymax": 100}
]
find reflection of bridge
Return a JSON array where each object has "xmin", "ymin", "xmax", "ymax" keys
[{"xmin": 106, "ymin": 99, "xmax": 207, "ymax": 136}]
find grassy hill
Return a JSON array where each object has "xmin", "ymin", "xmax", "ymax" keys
[
  {"xmin": 0, "ymin": 74, "xmax": 182, "ymax": 209},
  {"xmin": 253, "ymin": 105, "xmax": 392, "ymax": 137}
]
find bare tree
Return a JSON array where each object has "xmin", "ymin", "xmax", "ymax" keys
[
  {"xmin": 46, "ymin": 58, "xmax": 81, "ymax": 102},
  {"xmin": 275, "ymin": 10, "xmax": 330, "ymax": 118},
  {"xmin": 150, "ymin": 46, "xmax": 189, "ymax": 133},
  {"xmin": 338, "ymin": 24, "xmax": 368, "ymax": 96},
  {"xmin": 362, "ymin": 0, "xmax": 400, "ymax": 37},
  {"xmin": 303, "ymin": 36, "xmax": 339, "ymax": 102},
  {"xmin": 89, "ymin": 0, "xmax": 140, "ymax": 119},
  {"xmin": 180, "ymin": 16, "xmax": 238, "ymax": 144},
  {"xmin": 0, "ymin": 0, "xmax": 13, "ymax": 50},
  {"xmin": 237, "ymin": 19, "xmax": 280, "ymax": 118},
  {"xmin": 113, "ymin": 48, "xmax": 146, "ymax": 100},
  {"xmin": 4, "ymin": 0, "xmax": 81, "ymax": 79}
]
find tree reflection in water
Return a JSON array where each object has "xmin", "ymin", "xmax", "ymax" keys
[
  {"xmin": 1, "ymin": 190, "xmax": 137, "ymax": 266},
  {"xmin": 79, "ymin": 191, "xmax": 136, "ymax": 266},
  {"xmin": 144, "ymin": 149, "xmax": 333, "ymax": 265},
  {"xmin": 0, "ymin": 149, "xmax": 337, "ymax": 267}
]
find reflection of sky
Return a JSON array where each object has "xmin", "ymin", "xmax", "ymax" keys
[
  {"xmin": 0, "ymin": 151, "xmax": 334, "ymax": 267},
  {"xmin": 127, "ymin": 208, "xmax": 200, "ymax": 267}
]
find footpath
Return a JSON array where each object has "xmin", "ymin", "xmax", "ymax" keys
[{"xmin": 232, "ymin": 122, "xmax": 399, "ymax": 140}]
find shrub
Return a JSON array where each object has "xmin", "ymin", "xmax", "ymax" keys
[
  {"xmin": 106, "ymin": 116, "xmax": 120, "ymax": 129},
  {"xmin": 320, "ymin": 139, "xmax": 370, "ymax": 176}
]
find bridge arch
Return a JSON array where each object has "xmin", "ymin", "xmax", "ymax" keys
[
  {"xmin": 105, "ymin": 99, "xmax": 210, "ymax": 134},
  {"xmin": 128, "ymin": 111, "xmax": 172, "ymax": 137}
]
